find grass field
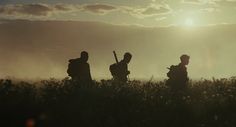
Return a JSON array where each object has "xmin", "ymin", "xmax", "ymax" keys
[{"xmin": 1, "ymin": 78, "xmax": 236, "ymax": 127}]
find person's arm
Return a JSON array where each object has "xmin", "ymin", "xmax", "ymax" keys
[
  {"xmin": 87, "ymin": 64, "xmax": 92, "ymax": 81},
  {"xmin": 125, "ymin": 64, "xmax": 130, "ymax": 75},
  {"xmin": 186, "ymin": 72, "xmax": 189, "ymax": 81},
  {"xmin": 184, "ymin": 68, "xmax": 189, "ymax": 82}
]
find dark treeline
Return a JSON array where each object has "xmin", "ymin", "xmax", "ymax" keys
[{"xmin": 1, "ymin": 78, "xmax": 236, "ymax": 127}]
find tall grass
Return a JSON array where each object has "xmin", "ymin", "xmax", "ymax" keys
[{"xmin": 1, "ymin": 78, "xmax": 236, "ymax": 127}]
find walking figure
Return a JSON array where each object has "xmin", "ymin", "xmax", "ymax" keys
[
  {"xmin": 109, "ymin": 52, "xmax": 132, "ymax": 83},
  {"xmin": 166, "ymin": 54, "xmax": 190, "ymax": 90},
  {"xmin": 67, "ymin": 51, "xmax": 92, "ymax": 83}
]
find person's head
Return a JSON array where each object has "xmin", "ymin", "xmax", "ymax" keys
[
  {"xmin": 123, "ymin": 52, "xmax": 132, "ymax": 63},
  {"xmin": 80, "ymin": 51, "xmax": 89, "ymax": 62},
  {"xmin": 180, "ymin": 54, "xmax": 190, "ymax": 65}
]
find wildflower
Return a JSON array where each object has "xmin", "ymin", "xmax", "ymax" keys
[
  {"xmin": 214, "ymin": 115, "xmax": 218, "ymax": 121},
  {"xmin": 160, "ymin": 96, "xmax": 163, "ymax": 99}
]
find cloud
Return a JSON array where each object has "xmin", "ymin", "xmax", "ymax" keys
[
  {"xmin": 81, "ymin": 4, "xmax": 117, "ymax": 14},
  {"xmin": 180, "ymin": 0, "xmax": 236, "ymax": 14},
  {"xmin": 0, "ymin": 3, "xmax": 118, "ymax": 18},
  {"xmin": 200, "ymin": 7, "xmax": 220, "ymax": 12},
  {"xmin": 182, "ymin": 0, "xmax": 202, "ymax": 4},
  {"xmin": 54, "ymin": 4, "xmax": 75, "ymax": 11},
  {"xmin": 181, "ymin": 0, "xmax": 222, "ymax": 5},
  {"xmin": 0, "ymin": 4, "xmax": 53, "ymax": 16},
  {"xmin": 155, "ymin": 17, "xmax": 166, "ymax": 21},
  {"xmin": 182, "ymin": 0, "xmax": 236, "ymax": 5},
  {"xmin": 0, "ymin": 3, "xmax": 79, "ymax": 19},
  {"xmin": 214, "ymin": 0, "xmax": 236, "ymax": 7},
  {"xmin": 0, "ymin": 3, "xmax": 81, "ymax": 20},
  {"xmin": 122, "ymin": 4, "xmax": 171, "ymax": 18},
  {"xmin": 0, "ymin": 3, "xmax": 172, "ymax": 20},
  {"xmin": 142, "ymin": 6, "xmax": 170, "ymax": 15},
  {"xmin": 0, "ymin": 3, "xmax": 81, "ymax": 18}
]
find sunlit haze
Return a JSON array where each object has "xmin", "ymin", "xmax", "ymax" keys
[
  {"xmin": 185, "ymin": 18, "xmax": 194, "ymax": 26},
  {"xmin": 0, "ymin": 0, "xmax": 236, "ymax": 80}
]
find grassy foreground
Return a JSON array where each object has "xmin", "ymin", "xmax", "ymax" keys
[{"xmin": 1, "ymin": 78, "xmax": 236, "ymax": 127}]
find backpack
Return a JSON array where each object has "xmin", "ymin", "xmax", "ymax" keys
[
  {"xmin": 167, "ymin": 65, "xmax": 179, "ymax": 79},
  {"xmin": 67, "ymin": 59, "xmax": 78, "ymax": 77},
  {"xmin": 109, "ymin": 63, "xmax": 120, "ymax": 76}
]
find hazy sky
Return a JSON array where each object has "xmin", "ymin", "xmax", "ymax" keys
[
  {"xmin": 0, "ymin": 0, "xmax": 236, "ymax": 80},
  {"xmin": 1, "ymin": 0, "xmax": 236, "ymax": 26}
]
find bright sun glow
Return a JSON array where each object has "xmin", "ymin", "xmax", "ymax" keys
[{"xmin": 185, "ymin": 18, "xmax": 194, "ymax": 26}]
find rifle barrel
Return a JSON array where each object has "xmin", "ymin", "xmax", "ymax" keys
[{"xmin": 113, "ymin": 51, "xmax": 119, "ymax": 63}]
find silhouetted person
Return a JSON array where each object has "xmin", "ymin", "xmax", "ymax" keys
[
  {"xmin": 110, "ymin": 52, "xmax": 132, "ymax": 82},
  {"xmin": 67, "ymin": 51, "xmax": 92, "ymax": 83},
  {"xmin": 166, "ymin": 54, "xmax": 190, "ymax": 90}
]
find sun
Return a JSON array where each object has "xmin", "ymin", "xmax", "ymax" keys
[{"xmin": 185, "ymin": 18, "xmax": 194, "ymax": 26}]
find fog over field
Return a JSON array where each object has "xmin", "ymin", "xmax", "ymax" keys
[{"xmin": 0, "ymin": 20, "xmax": 235, "ymax": 80}]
